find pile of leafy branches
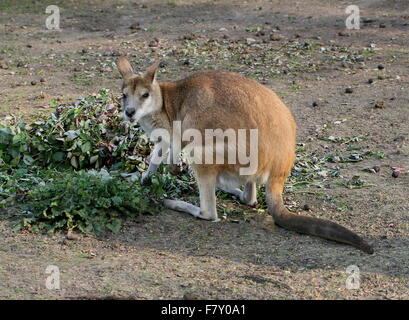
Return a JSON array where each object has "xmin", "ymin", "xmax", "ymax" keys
[
  {"xmin": 0, "ymin": 89, "xmax": 195, "ymax": 234},
  {"xmin": 0, "ymin": 167, "xmax": 194, "ymax": 234},
  {"xmin": 0, "ymin": 89, "xmax": 151, "ymax": 172},
  {"xmin": 16, "ymin": 170, "xmax": 158, "ymax": 233}
]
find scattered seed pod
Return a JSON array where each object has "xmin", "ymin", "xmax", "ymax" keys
[
  {"xmin": 302, "ymin": 204, "xmax": 311, "ymax": 211},
  {"xmin": 183, "ymin": 59, "xmax": 190, "ymax": 65},
  {"xmin": 66, "ymin": 232, "xmax": 80, "ymax": 240},
  {"xmin": 182, "ymin": 34, "xmax": 195, "ymax": 40},
  {"xmin": 363, "ymin": 18, "xmax": 376, "ymax": 23},
  {"xmin": 31, "ymin": 80, "xmax": 37, "ymax": 86},
  {"xmin": 129, "ymin": 22, "xmax": 141, "ymax": 30},
  {"xmin": 392, "ymin": 170, "xmax": 399, "ymax": 178},
  {"xmin": 345, "ymin": 87, "xmax": 353, "ymax": 94},
  {"xmin": 378, "ymin": 64, "xmax": 385, "ymax": 70},
  {"xmin": 312, "ymin": 101, "xmax": 318, "ymax": 107},
  {"xmin": 378, "ymin": 75, "xmax": 385, "ymax": 80},
  {"xmin": 183, "ymin": 293, "xmax": 198, "ymax": 300},
  {"xmin": 269, "ymin": 34, "xmax": 283, "ymax": 41},
  {"xmin": 374, "ymin": 101, "xmax": 386, "ymax": 109},
  {"xmin": 373, "ymin": 166, "xmax": 381, "ymax": 173},
  {"xmin": 368, "ymin": 78, "xmax": 374, "ymax": 84}
]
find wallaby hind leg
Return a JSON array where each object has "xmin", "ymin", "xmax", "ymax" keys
[
  {"xmin": 164, "ymin": 168, "xmax": 219, "ymax": 222},
  {"xmin": 195, "ymin": 168, "xmax": 219, "ymax": 222},
  {"xmin": 218, "ymin": 182, "xmax": 257, "ymax": 207}
]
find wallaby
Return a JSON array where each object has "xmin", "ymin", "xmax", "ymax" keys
[{"xmin": 117, "ymin": 57, "xmax": 373, "ymax": 254}]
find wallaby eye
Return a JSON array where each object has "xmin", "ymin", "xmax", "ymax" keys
[{"xmin": 142, "ymin": 92, "xmax": 149, "ymax": 99}]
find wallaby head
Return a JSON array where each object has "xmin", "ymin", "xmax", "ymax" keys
[{"xmin": 117, "ymin": 57, "xmax": 162, "ymax": 123}]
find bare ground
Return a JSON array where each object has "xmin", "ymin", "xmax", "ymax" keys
[{"xmin": 0, "ymin": 0, "xmax": 408, "ymax": 299}]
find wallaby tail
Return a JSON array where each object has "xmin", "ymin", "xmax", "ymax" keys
[{"xmin": 266, "ymin": 184, "xmax": 374, "ymax": 254}]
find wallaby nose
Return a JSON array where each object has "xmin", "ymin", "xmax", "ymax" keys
[{"xmin": 125, "ymin": 108, "xmax": 136, "ymax": 117}]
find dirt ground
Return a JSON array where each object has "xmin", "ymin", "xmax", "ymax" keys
[{"xmin": 0, "ymin": 0, "xmax": 408, "ymax": 299}]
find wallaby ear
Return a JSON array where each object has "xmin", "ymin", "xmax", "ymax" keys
[
  {"xmin": 117, "ymin": 56, "xmax": 134, "ymax": 79},
  {"xmin": 145, "ymin": 61, "xmax": 160, "ymax": 83}
]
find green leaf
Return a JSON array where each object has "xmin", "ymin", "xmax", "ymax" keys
[
  {"xmin": 64, "ymin": 130, "xmax": 78, "ymax": 140},
  {"xmin": 90, "ymin": 155, "xmax": 98, "ymax": 164},
  {"xmin": 0, "ymin": 127, "xmax": 13, "ymax": 136},
  {"xmin": 23, "ymin": 154, "xmax": 34, "ymax": 165},
  {"xmin": 107, "ymin": 219, "xmax": 121, "ymax": 233},
  {"xmin": 81, "ymin": 141, "xmax": 91, "ymax": 153},
  {"xmin": 12, "ymin": 134, "xmax": 22, "ymax": 144},
  {"xmin": 70, "ymin": 156, "xmax": 78, "ymax": 168},
  {"xmin": 52, "ymin": 152, "xmax": 65, "ymax": 162}
]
